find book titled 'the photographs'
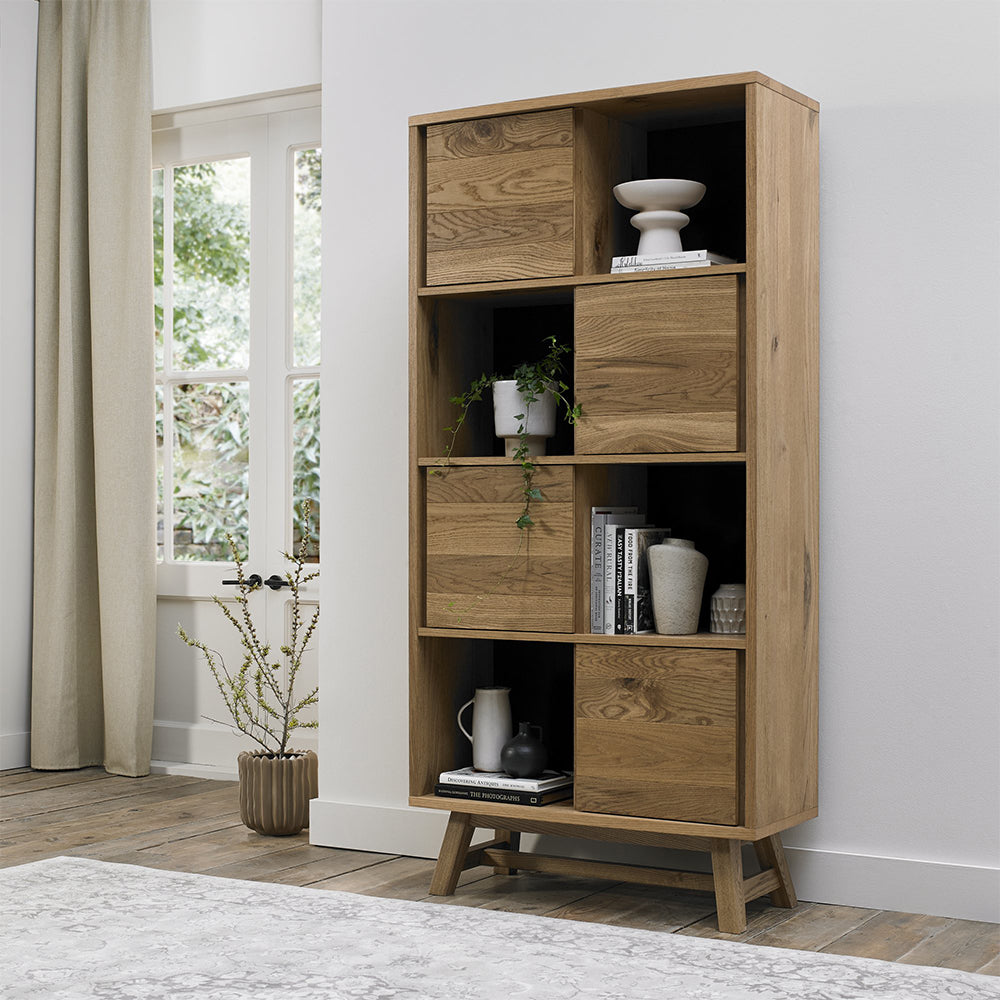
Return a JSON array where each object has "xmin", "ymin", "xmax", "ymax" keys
[{"xmin": 433, "ymin": 784, "xmax": 572, "ymax": 807}]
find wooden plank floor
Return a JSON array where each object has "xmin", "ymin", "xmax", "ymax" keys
[{"xmin": 2, "ymin": 768, "xmax": 997, "ymax": 975}]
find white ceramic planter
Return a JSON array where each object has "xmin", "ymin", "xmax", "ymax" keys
[
  {"xmin": 492, "ymin": 380, "xmax": 556, "ymax": 458},
  {"xmin": 647, "ymin": 538, "xmax": 709, "ymax": 635}
]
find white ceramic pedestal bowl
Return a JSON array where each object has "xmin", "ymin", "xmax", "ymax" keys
[{"xmin": 613, "ymin": 178, "xmax": 707, "ymax": 256}]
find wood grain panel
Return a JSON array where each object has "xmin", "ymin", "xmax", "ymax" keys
[
  {"xmin": 427, "ymin": 464, "xmax": 573, "ymax": 503},
  {"xmin": 578, "ymin": 412, "xmax": 738, "ymax": 454},
  {"xmin": 574, "ymin": 284, "xmax": 739, "ymax": 351},
  {"xmin": 571, "ymin": 111, "xmax": 645, "ymax": 276},
  {"xmin": 574, "ymin": 108, "xmax": 612, "ymax": 276},
  {"xmin": 575, "ymin": 276, "xmax": 741, "ymax": 453},
  {"xmin": 425, "ymin": 593, "xmax": 574, "ymax": 632},
  {"xmin": 426, "ymin": 243, "xmax": 574, "ymax": 285},
  {"xmin": 426, "ymin": 203, "xmax": 573, "ymax": 252},
  {"xmin": 417, "ymin": 263, "xmax": 747, "ymax": 299},
  {"xmin": 427, "ymin": 554, "xmax": 573, "ymax": 595},
  {"xmin": 575, "ymin": 721, "xmax": 737, "ymax": 824},
  {"xmin": 575, "ymin": 645, "xmax": 736, "ymax": 726},
  {"xmin": 577, "ymin": 351, "xmax": 737, "ymax": 412},
  {"xmin": 409, "ymin": 637, "xmax": 485, "ymax": 796},
  {"xmin": 409, "ymin": 74, "xmax": 816, "ymax": 127},
  {"xmin": 425, "ymin": 466, "xmax": 575, "ymax": 632},
  {"xmin": 743, "ymin": 83, "xmax": 820, "ymax": 829},
  {"xmin": 425, "ymin": 110, "xmax": 576, "ymax": 285},
  {"xmin": 575, "ymin": 775, "xmax": 737, "ymax": 826},
  {"xmin": 426, "ymin": 503, "xmax": 573, "ymax": 556},
  {"xmin": 576, "ymin": 718, "xmax": 736, "ymax": 782},
  {"xmin": 416, "ymin": 298, "xmax": 493, "ymax": 459},
  {"xmin": 575, "ymin": 647, "xmax": 739, "ymax": 824},
  {"xmin": 409, "ymin": 793, "xmax": 813, "ymax": 841},
  {"xmin": 426, "ymin": 110, "xmax": 573, "ymax": 160},
  {"xmin": 427, "ymin": 147, "xmax": 573, "ymax": 211}
]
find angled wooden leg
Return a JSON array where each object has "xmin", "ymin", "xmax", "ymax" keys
[
  {"xmin": 492, "ymin": 828, "xmax": 521, "ymax": 875},
  {"xmin": 428, "ymin": 812, "xmax": 474, "ymax": 896},
  {"xmin": 710, "ymin": 838, "xmax": 747, "ymax": 934},
  {"xmin": 753, "ymin": 833, "xmax": 797, "ymax": 908}
]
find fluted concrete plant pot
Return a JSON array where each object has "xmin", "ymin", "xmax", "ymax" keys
[{"xmin": 238, "ymin": 749, "xmax": 318, "ymax": 836}]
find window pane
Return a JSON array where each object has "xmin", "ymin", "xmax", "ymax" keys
[
  {"xmin": 172, "ymin": 382, "xmax": 249, "ymax": 561},
  {"xmin": 153, "ymin": 168, "xmax": 164, "ymax": 370},
  {"xmin": 291, "ymin": 377, "xmax": 319, "ymax": 562},
  {"xmin": 293, "ymin": 148, "xmax": 321, "ymax": 367},
  {"xmin": 173, "ymin": 159, "xmax": 251, "ymax": 371},
  {"xmin": 155, "ymin": 384, "xmax": 164, "ymax": 561}
]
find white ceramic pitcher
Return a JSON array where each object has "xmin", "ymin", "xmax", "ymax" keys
[{"xmin": 457, "ymin": 686, "xmax": 512, "ymax": 772}]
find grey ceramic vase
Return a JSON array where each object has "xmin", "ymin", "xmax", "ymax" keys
[
  {"xmin": 237, "ymin": 749, "xmax": 318, "ymax": 836},
  {"xmin": 647, "ymin": 538, "xmax": 709, "ymax": 635}
]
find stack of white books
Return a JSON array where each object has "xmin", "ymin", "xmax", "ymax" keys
[
  {"xmin": 611, "ymin": 250, "xmax": 736, "ymax": 273},
  {"xmin": 435, "ymin": 767, "xmax": 573, "ymax": 806}
]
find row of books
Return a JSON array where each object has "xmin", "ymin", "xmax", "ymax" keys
[
  {"xmin": 611, "ymin": 249, "xmax": 736, "ymax": 273},
  {"xmin": 435, "ymin": 767, "xmax": 573, "ymax": 807},
  {"xmin": 590, "ymin": 507, "xmax": 668, "ymax": 635}
]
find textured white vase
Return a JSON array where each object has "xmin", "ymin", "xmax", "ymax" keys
[
  {"xmin": 492, "ymin": 380, "xmax": 556, "ymax": 458},
  {"xmin": 647, "ymin": 538, "xmax": 709, "ymax": 635},
  {"xmin": 710, "ymin": 583, "xmax": 746, "ymax": 634}
]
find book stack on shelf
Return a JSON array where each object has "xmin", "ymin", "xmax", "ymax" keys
[
  {"xmin": 435, "ymin": 767, "xmax": 573, "ymax": 807},
  {"xmin": 611, "ymin": 250, "xmax": 736, "ymax": 273},
  {"xmin": 591, "ymin": 507, "xmax": 669, "ymax": 635}
]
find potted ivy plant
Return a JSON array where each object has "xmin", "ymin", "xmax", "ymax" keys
[
  {"xmin": 178, "ymin": 501, "xmax": 319, "ymax": 836},
  {"xmin": 441, "ymin": 335, "xmax": 581, "ymax": 529}
]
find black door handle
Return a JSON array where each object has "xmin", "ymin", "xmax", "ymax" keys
[
  {"xmin": 264, "ymin": 574, "xmax": 290, "ymax": 591},
  {"xmin": 222, "ymin": 573, "xmax": 262, "ymax": 588}
]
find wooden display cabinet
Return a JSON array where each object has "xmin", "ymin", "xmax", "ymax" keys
[{"xmin": 408, "ymin": 73, "xmax": 819, "ymax": 933}]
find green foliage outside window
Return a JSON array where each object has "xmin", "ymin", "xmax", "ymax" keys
[{"xmin": 156, "ymin": 152, "xmax": 322, "ymax": 562}]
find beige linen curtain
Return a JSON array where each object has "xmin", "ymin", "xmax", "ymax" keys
[{"xmin": 31, "ymin": 0, "xmax": 156, "ymax": 776}]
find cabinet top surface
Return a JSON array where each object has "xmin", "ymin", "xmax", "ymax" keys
[{"xmin": 409, "ymin": 72, "xmax": 818, "ymax": 126}]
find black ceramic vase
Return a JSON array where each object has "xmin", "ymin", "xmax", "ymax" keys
[{"xmin": 500, "ymin": 722, "xmax": 548, "ymax": 778}]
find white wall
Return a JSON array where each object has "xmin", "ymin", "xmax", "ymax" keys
[
  {"xmin": 0, "ymin": 0, "xmax": 39, "ymax": 769},
  {"xmin": 314, "ymin": 0, "xmax": 1000, "ymax": 921},
  {"xmin": 150, "ymin": 0, "xmax": 321, "ymax": 110}
]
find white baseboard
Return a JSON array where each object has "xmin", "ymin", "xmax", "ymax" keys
[
  {"xmin": 151, "ymin": 720, "xmax": 317, "ymax": 773},
  {"xmin": 309, "ymin": 799, "xmax": 454, "ymax": 858},
  {"xmin": 149, "ymin": 759, "xmax": 240, "ymax": 782},
  {"xmin": 785, "ymin": 845, "xmax": 1000, "ymax": 923},
  {"xmin": 307, "ymin": 798, "xmax": 1000, "ymax": 923},
  {"xmin": 0, "ymin": 731, "xmax": 30, "ymax": 770}
]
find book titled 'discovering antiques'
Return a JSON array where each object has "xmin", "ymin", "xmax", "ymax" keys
[{"xmin": 438, "ymin": 767, "xmax": 572, "ymax": 792}]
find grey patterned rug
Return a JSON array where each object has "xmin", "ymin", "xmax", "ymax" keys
[{"xmin": 0, "ymin": 856, "xmax": 995, "ymax": 999}]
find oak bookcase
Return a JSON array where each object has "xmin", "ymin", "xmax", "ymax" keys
[{"xmin": 408, "ymin": 73, "xmax": 819, "ymax": 933}]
